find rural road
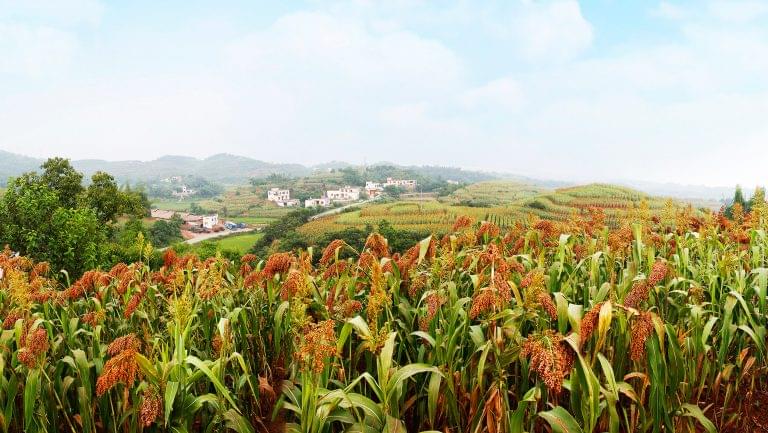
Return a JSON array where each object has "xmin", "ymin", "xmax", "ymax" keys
[{"xmin": 184, "ymin": 227, "xmax": 255, "ymax": 245}]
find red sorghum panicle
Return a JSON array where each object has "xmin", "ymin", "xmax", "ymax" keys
[
  {"xmin": 124, "ymin": 283, "xmax": 148, "ymax": 318},
  {"xmin": 452, "ymin": 215, "xmax": 474, "ymax": 232},
  {"xmin": 397, "ymin": 245, "xmax": 420, "ymax": 277},
  {"xmin": 648, "ymin": 261, "xmax": 668, "ymax": 286},
  {"xmin": 580, "ymin": 302, "xmax": 604, "ymax": 345},
  {"xmin": 281, "ymin": 270, "xmax": 308, "ymax": 300},
  {"xmin": 139, "ymin": 387, "xmax": 162, "ymax": 427},
  {"xmin": 357, "ymin": 252, "xmax": 376, "ymax": 270},
  {"xmin": 423, "ymin": 292, "xmax": 445, "ymax": 325},
  {"xmin": 537, "ymin": 292, "xmax": 558, "ymax": 320},
  {"xmin": 476, "ymin": 221, "xmax": 500, "ymax": 241},
  {"xmin": 320, "ymin": 239, "xmax": 345, "ymax": 266},
  {"xmin": 624, "ymin": 280, "xmax": 649, "ymax": 309},
  {"xmin": 364, "ymin": 233, "xmax": 389, "ymax": 258},
  {"xmin": 2, "ymin": 310, "xmax": 23, "ymax": 329},
  {"xmin": 162, "ymin": 249, "xmax": 177, "ymax": 268},
  {"xmin": 409, "ymin": 273, "xmax": 429, "ymax": 299},
  {"xmin": 243, "ymin": 270, "xmax": 263, "ymax": 290},
  {"xmin": 297, "ymin": 320, "xmax": 337, "ymax": 374},
  {"xmin": 469, "ymin": 289, "xmax": 499, "ymax": 319},
  {"xmin": 493, "ymin": 273, "xmax": 512, "ymax": 303},
  {"xmin": 82, "ymin": 311, "xmax": 105, "ymax": 327},
  {"xmin": 107, "ymin": 334, "xmax": 141, "ymax": 356},
  {"xmin": 97, "ymin": 335, "xmax": 141, "ymax": 396},
  {"xmin": 262, "ymin": 253, "xmax": 293, "ymax": 279},
  {"xmin": 18, "ymin": 327, "xmax": 49, "ymax": 368},
  {"xmin": 521, "ymin": 331, "xmax": 570, "ymax": 394},
  {"xmin": 630, "ymin": 312, "xmax": 654, "ymax": 361},
  {"xmin": 322, "ymin": 261, "xmax": 347, "ymax": 279}
]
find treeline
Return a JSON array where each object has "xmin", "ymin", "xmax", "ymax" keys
[
  {"xmin": 725, "ymin": 185, "xmax": 765, "ymax": 218},
  {"xmin": 144, "ymin": 175, "xmax": 223, "ymax": 198},
  {"xmin": 0, "ymin": 158, "xmax": 184, "ymax": 277}
]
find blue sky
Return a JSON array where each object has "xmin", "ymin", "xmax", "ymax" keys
[{"xmin": 1, "ymin": 0, "xmax": 768, "ymax": 186}]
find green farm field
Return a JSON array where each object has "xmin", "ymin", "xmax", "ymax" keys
[{"xmin": 299, "ymin": 182, "xmax": 688, "ymax": 241}]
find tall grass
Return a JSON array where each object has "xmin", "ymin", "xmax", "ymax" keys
[{"xmin": 0, "ymin": 204, "xmax": 766, "ymax": 432}]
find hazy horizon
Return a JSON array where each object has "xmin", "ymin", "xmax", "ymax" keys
[{"xmin": 2, "ymin": 1, "xmax": 768, "ymax": 187}]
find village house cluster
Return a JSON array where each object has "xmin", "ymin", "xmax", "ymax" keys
[
  {"xmin": 266, "ymin": 188, "xmax": 300, "ymax": 207},
  {"xmin": 150, "ymin": 209, "xmax": 220, "ymax": 232},
  {"xmin": 268, "ymin": 177, "xmax": 417, "ymax": 209}
]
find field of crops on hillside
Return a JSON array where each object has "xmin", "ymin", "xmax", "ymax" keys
[
  {"xmin": 519, "ymin": 184, "xmax": 673, "ymax": 226},
  {"xmin": 443, "ymin": 180, "xmax": 549, "ymax": 206},
  {"xmin": 2, "ymin": 203, "xmax": 767, "ymax": 433},
  {"xmin": 299, "ymin": 184, "xmax": 686, "ymax": 242},
  {"xmin": 298, "ymin": 200, "xmax": 521, "ymax": 240}
]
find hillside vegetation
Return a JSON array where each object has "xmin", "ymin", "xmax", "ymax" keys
[
  {"xmin": 443, "ymin": 180, "xmax": 549, "ymax": 206},
  {"xmin": 299, "ymin": 183, "xmax": 688, "ymax": 242}
]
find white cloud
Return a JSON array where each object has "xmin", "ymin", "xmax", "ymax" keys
[
  {"xmin": 3, "ymin": 1, "xmax": 768, "ymax": 187},
  {"xmin": 226, "ymin": 11, "xmax": 462, "ymax": 101},
  {"xmin": 0, "ymin": 0, "xmax": 104, "ymax": 26},
  {"xmin": 507, "ymin": 1, "xmax": 594, "ymax": 62},
  {"xmin": 651, "ymin": 1, "xmax": 687, "ymax": 20},
  {"xmin": 708, "ymin": 0, "xmax": 768, "ymax": 22},
  {"xmin": 0, "ymin": 23, "xmax": 77, "ymax": 76},
  {"xmin": 460, "ymin": 78, "xmax": 523, "ymax": 110}
]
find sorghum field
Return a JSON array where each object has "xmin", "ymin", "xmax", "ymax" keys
[{"xmin": 2, "ymin": 204, "xmax": 767, "ymax": 433}]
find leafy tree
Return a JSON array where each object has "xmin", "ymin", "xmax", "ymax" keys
[
  {"xmin": 0, "ymin": 174, "xmax": 105, "ymax": 276},
  {"xmin": 48, "ymin": 207, "xmax": 106, "ymax": 276},
  {"xmin": 83, "ymin": 171, "xmax": 124, "ymax": 223},
  {"xmin": 121, "ymin": 185, "xmax": 151, "ymax": 218},
  {"xmin": 726, "ymin": 185, "xmax": 748, "ymax": 218},
  {"xmin": 383, "ymin": 185, "xmax": 405, "ymax": 198},
  {"xmin": 149, "ymin": 215, "xmax": 183, "ymax": 247},
  {"xmin": 341, "ymin": 167, "xmax": 365, "ymax": 186},
  {"xmin": 40, "ymin": 157, "xmax": 84, "ymax": 208},
  {"xmin": 0, "ymin": 173, "xmax": 60, "ymax": 254},
  {"xmin": 189, "ymin": 202, "xmax": 205, "ymax": 215}
]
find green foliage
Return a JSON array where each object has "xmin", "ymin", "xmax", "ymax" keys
[
  {"xmin": 40, "ymin": 157, "xmax": 84, "ymax": 209},
  {"xmin": 149, "ymin": 215, "xmax": 183, "ymax": 247},
  {"xmin": 0, "ymin": 173, "xmax": 105, "ymax": 276},
  {"xmin": 82, "ymin": 171, "xmax": 123, "ymax": 223},
  {"xmin": 5, "ymin": 207, "xmax": 765, "ymax": 432},
  {"xmin": 0, "ymin": 159, "xmax": 152, "ymax": 276},
  {"xmin": 383, "ymin": 185, "xmax": 404, "ymax": 198}
]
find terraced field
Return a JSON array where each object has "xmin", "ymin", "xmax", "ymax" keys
[
  {"xmin": 443, "ymin": 180, "xmax": 549, "ymax": 206},
  {"xmin": 299, "ymin": 183, "xmax": 685, "ymax": 240},
  {"xmin": 519, "ymin": 183, "xmax": 672, "ymax": 226}
]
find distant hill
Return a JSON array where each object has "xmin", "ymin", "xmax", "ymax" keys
[
  {"xmin": 0, "ymin": 150, "xmax": 42, "ymax": 183},
  {"xmin": 70, "ymin": 154, "xmax": 311, "ymax": 184},
  {"xmin": 0, "ymin": 150, "xmax": 503, "ymax": 186},
  {"xmin": 0, "ymin": 151, "xmax": 313, "ymax": 185}
]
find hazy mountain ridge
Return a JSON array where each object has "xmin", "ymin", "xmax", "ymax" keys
[{"xmin": 0, "ymin": 150, "xmax": 739, "ymax": 202}]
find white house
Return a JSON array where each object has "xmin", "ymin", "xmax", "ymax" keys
[
  {"xmin": 305, "ymin": 197, "xmax": 331, "ymax": 207},
  {"xmin": 202, "ymin": 214, "xmax": 219, "ymax": 229},
  {"xmin": 385, "ymin": 177, "xmax": 417, "ymax": 189},
  {"xmin": 267, "ymin": 188, "xmax": 291, "ymax": 202},
  {"xmin": 327, "ymin": 186, "xmax": 361, "ymax": 202},
  {"xmin": 172, "ymin": 184, "xmax": 197, "ymax": 198},
  {"xmin": 365, "ymin": 181, "xmax": 384, "ymax": 198}
]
